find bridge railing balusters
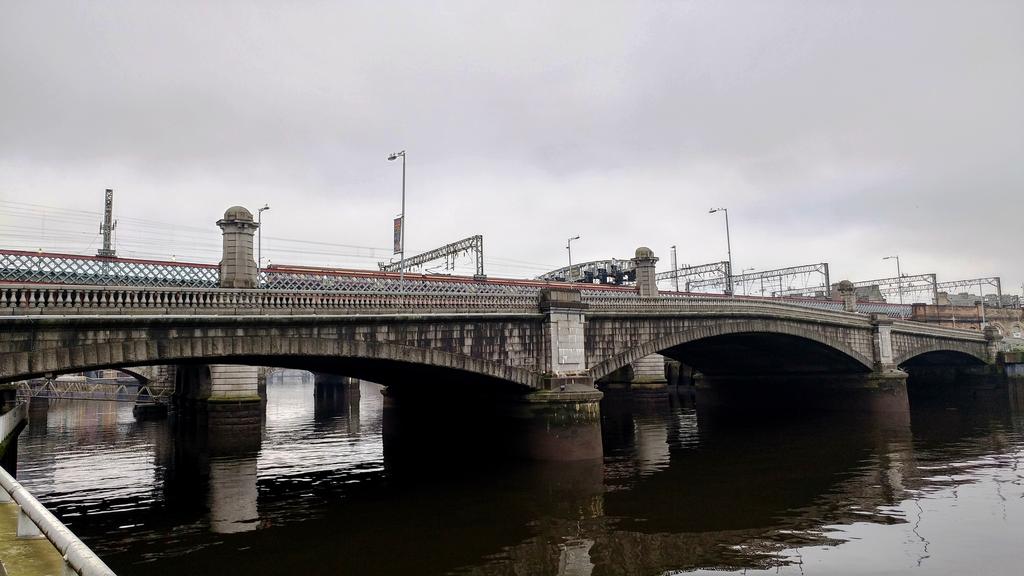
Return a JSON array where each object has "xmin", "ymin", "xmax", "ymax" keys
[{"xmin": 0, "ymin": 282, "xmax": 929, "ymax": 326}]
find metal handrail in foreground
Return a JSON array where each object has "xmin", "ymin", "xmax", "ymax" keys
[{"xmin": 0, "ymin": 406, "xmax": 116, "ymax": 576}]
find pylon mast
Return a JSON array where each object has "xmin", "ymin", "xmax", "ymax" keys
[{"xmin": 97, "ymin": 188, "xmax": 116, "ymax": 257}]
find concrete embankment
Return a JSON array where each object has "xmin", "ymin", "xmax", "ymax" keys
[
  {"xmin": 0, "ymin": 502, "xmax": 66, "ymax": 576},
  {"xmin": 1, "ymin": 401, "xmax": 116, "ymax": 576}
]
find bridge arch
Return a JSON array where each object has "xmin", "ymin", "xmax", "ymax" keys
[
  {"xmin": 589, "ymin": 319, "xmax": 875, "ymax": 381},
  {"xmin": 114, "ymin": 367, "xmax": 154, "ymax": 384},
  {"xmin": 894, "ymin": 344, "xmax": 988, "ymax": 367},
  {"xmin": 4, "ymin": 335, "xmax": 541, "ymax": 390}
]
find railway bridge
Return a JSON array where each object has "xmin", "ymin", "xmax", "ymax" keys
[{"xmin": 0, "ymin": 207, "xmax": 1002, "ymax": 459}]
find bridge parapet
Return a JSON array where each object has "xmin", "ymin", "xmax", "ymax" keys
[
  {"xmin": 1, "ymin": 282, "xmax": 928, "ymax": 329},
  {"xmin": 0, "ymin": 283, "xmax": 541, "ymax": 316},
  {"xmin": 582, "ymin": 293, "xmax": 870, "ymax": 325},
  {"xmin": 890, "ymin": 320, "xmax": 988, "ymax": 342}
]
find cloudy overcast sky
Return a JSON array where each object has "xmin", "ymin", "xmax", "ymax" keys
[{"xmin": 1, "ymin": 1, "xmax": 1021, "ymax": 295}]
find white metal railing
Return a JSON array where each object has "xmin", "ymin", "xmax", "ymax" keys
[
  {"xmin": 0, "ymin": 283, "xmax": 541, "ymax": 315},
  {"xmin": 0, "ymin": 446, "xmax": 117, "ymax": 576}
]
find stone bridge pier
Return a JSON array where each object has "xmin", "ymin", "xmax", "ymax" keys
[
  {"xmin": 598, "ymin": 353, "xmax": 670, "ymax": 395},
  {"xmin": 313, "ymin": 372, "xmax": 361, "ymax": 417},
  {"xmin": 174, "ymin": 363, "xmax": 263, "ymax": 454}
]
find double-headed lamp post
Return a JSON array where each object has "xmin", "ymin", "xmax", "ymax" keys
[
  {"xmin": 387, "ymin": 150, "xmax": 407, "ymax": 283},
  {"xmin": 709, "ymin": 208, "xmax": 733, "ymax": 296},
  {"xmin": 883, "ymin": 255, "xmax": 903, "ymax": 304},
  {"xmin": 257, "ymin": 204, "xmax": 270, "ymax": 286},
  {"xmin": 567, "ymin": 235, "xmax": 580, "ymax": 268}
]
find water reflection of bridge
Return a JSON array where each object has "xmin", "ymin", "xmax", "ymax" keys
[{"xmin": 14, "ymin": 381, "xmax": 1023, "ymax": 574}]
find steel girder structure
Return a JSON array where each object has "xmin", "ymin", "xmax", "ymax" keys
[
  {"xmin": 0, "ymin": 249, "xmax": 219, "ymax": 288},
  {"xmin": 0, "ymin": 248, "xmax": 547, "ymax": 295},
  {"xmin": 850, "ymin": 273, "xmax": 939, "ymax": 304},
  {"xmin": 378, "ymin": 235, "xmax": 485, "ymax": 278},
  {"xmin": 537, "ymin": 259, "xmax": 636, "ymax": 285},
  {"xmin": 15, "ymin": 379, "xmax": 171, "ymax": 404},
  {"xmin": 655, "ymin": 261, "xmax": 732, "ymax": 293}
]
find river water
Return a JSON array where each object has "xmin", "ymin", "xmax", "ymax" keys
[{"xmin": 11, "ymin": 380, "xmax": 1024, "ymax": 575}]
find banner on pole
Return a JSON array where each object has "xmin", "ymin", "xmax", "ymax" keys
[{"xmin": 393, "ymin": 216, "xmax": 403, "ymax": 254}]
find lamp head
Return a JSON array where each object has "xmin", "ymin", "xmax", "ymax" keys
[
  {"xmin": 388, "ymin": 150, "xmax": 405, "ymax": 161},
  {"xmin": 258, "ymin": 204, "xmax": 270, "ymax": 213}
]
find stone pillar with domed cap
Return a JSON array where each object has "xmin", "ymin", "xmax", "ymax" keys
[
  {"xmin": 837, "ymin": 280, "xmax": 858, "ymax": 313},
  {"xmin": 632, "ymin": 246, "xmax": 659, "ymax": 297},
  {"xmin": 217, "ymin": 206, "xmax": 259, "ymax": 288}
]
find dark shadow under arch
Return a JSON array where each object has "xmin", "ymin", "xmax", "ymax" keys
[
  {"xmin": 5, "ymin": 336, "xmax": 541, "ymax": 390},
  {"xmin": 895, "ymin": 346, "xmax": 988, "ymax": 368},
  {"xmin": 590, "ymin": 322, "xmax": 874, "ymax": 382}
]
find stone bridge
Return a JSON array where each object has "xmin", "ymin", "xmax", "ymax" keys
[
  {"xmin": 0, "ymin": 207, "xmax": 1002, "ymax": 460},
  {"xmin": 0, "ymin": 278, "xmax": 996, "ymax": 391}
]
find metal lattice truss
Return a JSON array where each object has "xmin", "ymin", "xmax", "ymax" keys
[
  {"xmin": 720, "ymin": 263, "xmax": 832, "ymax": 298},
  {"xmin": 15, "ymin": 379, "xmax": 171, "ymax": 404},
  {"xmin": 1, "ymin": 248, "xmax": 542, "ymax": 295},
  {"xmin": 851, "ymin": 273, "xmax": 938, "ymax": 304},
  {"xmin": 378, "ymin": 235, "xmax": 485, "ymax": 278},
  {"xmin": 537, "ymin": 259, "xmax": 636, "ymax": 284},
  {"xmin": 1, "ymin": 249, "xmax": 219, "ymax": 288},
  {"xmin": 656, "ymin": 261, "xmax": 732, "ymax": 293},
  {"xmin": 936, "ymin": 277, "xmax": 1003, "ymax": 299}
]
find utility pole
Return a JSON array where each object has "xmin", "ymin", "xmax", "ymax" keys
[{"xmin": 97, "ymin": 189, "xmax": 117, "ymax": 257}]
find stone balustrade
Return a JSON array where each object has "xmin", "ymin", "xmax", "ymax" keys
[{"xmin": 0, "ymin": 283, "xmax": 541, "ymax": 315}]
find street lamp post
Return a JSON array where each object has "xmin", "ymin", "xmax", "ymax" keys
[
  {"xmin": 387, "ymin": 150, "xmax": 407, "ymax": 284},
  {"xmin": 670, "ymin": 245, "xmax": 679, "ymax": 292},
  {"xmin": 257, "ymin": 204, "xmax": 270, "ymax": 287},
  {"xmin": 709, "ymin": 208, "xmax": 733, "ymax": 296},
  {"xmin": 979, "ymin": 280, "xmax": 987, "ymax": 327},
  {"xmin": 883, "ymin": 255, "xmax": 903, "ymax": 304},
  {"xmin": 567, "ymin": 235, "xmax": 580, "ymax": 269}
]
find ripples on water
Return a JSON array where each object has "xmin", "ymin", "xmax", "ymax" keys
[{"xmin": 12, "ymin": 381, "xmax": 1024, "ymax": 575}]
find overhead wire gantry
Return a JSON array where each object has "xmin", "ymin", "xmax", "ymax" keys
[
  {"xmin": 935, "ymin": 277, "xmax": 1004, "ymax": 306},
  {"xmin": 378, "ymin": 235, "xmax": 485, "ymax": 279},
  {"xmin": 850, "ymin": 273, "xmax": 938, "ymax": 304},
  {"xmin": 683, "ymin": 263, "xmax": 831, "ymax": 297}
]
